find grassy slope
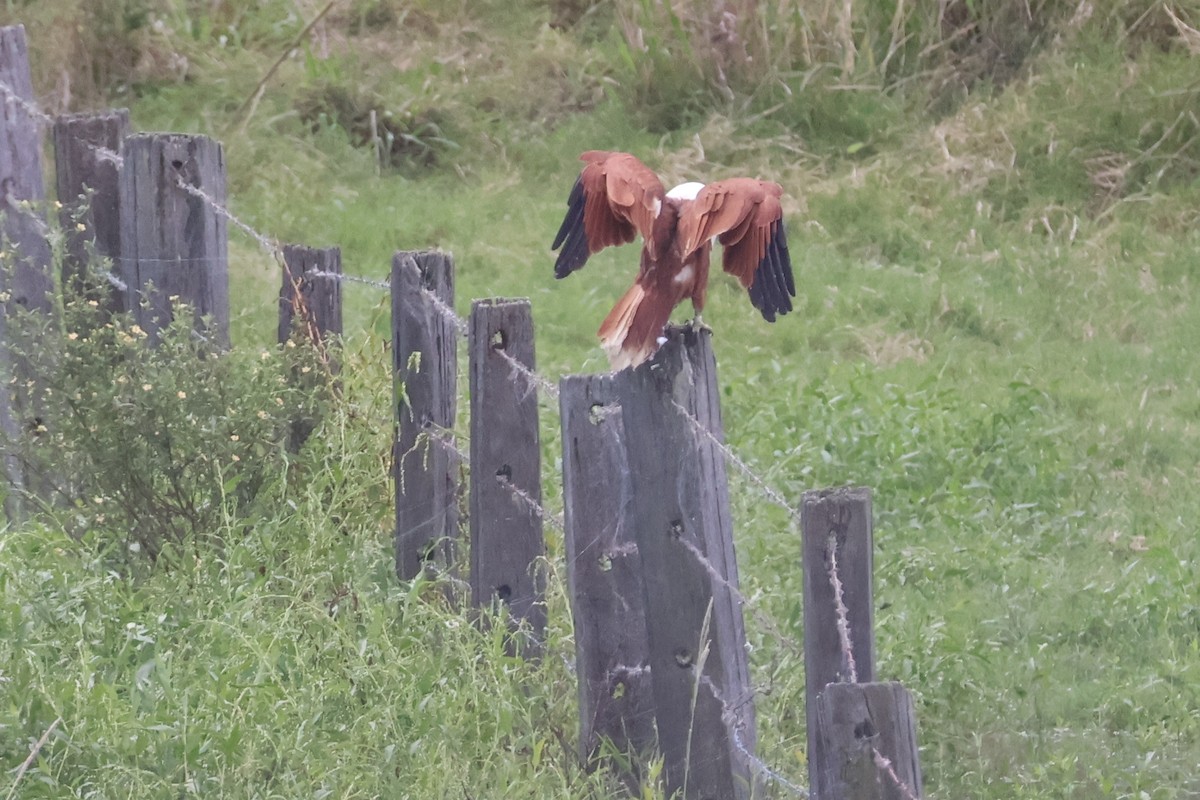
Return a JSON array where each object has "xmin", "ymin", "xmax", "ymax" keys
[{"xmin": 3, "ymin": 1, "xmax": 1200, "ymax": 797}]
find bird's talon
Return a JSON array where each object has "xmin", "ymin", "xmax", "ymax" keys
[{"xmin": 688, "ymin": 317, "xmax": 713, "ymax": 335}]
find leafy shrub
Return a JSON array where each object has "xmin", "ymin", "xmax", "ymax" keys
[{"xmin": 4, "ymin": 280, "xmax": 334, "ymax": 562}]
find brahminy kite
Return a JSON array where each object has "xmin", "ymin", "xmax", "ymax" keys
[{"xmin": 551, "ymin": 150, "xmax": 795, "ymax": 371}]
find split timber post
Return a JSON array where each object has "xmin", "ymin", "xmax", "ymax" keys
[
  {"xmin": 469, "ymin": 298, "xmax": 545, "ymax": 656},
  {"xmin": 0, "ymin": 25, "xmax": 51, "ymax": 301},
  {"xmin": 0, "ymin": 24, "xmax": 56, "ymax": 522},
  {"xmin": 815, "ymin": 682, "xmax": 923, "ymax": 800},
  {"xmin": 560, "ymin": 373, "xmax": 654, "ymax": 787},
  {"xmin": 118, "ymin": 132, "xmax": 230, "ymax": 346},
  {"xmin": 278, "ymin": 244, "xmax": 342, "ymax": 347},
  {"xmin": 53, "ymin": 109, "xmax": 130, "ymax": 309},
  {"xmin": 802, "ymin": 487, "xmax": 923, "ymax": 799},
  {"xmin": 615, "ymin": 325, "xmax": 757, "ymax": 800},
  {"xmin": 392, "ymin": 250, "xmax": 458, "ymax": 582}
]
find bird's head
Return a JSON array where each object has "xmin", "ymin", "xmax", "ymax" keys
[{"xmin": 666, "ymin": 182, "xmax": 705, "ymax": 201}]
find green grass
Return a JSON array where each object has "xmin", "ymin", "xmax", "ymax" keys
[{"xmin": 3, "ymin": 0, "xmax": 1200, "ymax": 797}]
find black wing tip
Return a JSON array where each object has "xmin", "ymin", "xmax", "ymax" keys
[
  {"xmin": 750, "ymin": 221, "xmax": 795, "ymax": 322},
  {"xmin": 552, "ymin": 177, "xmax": 589, "ymax": 278}
]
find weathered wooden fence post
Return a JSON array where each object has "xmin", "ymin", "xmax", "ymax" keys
[
  {"xmin": 615, "ymin": 325, "xmax": 757, "ymax": 800},
  {"xmin": 0, "ymin": 24, "xmax": 55, "ymax": 521},
  {"xmin": 278, "ymin": 244, "xmax": 342, "ymax": 346},
  {"xmin": 802, "ymin": 487, "xmax": 876, "ymax": 797},
  {"xmin": 118, "ymin": 132, "xmax": 229, "ymax": 345},
  {"xmin": 560, "ymin": 373, "xmax": 654, "ymax": 786},
  {"xmin": 469, "ymin": 298, "xmax": 545, "ymax": 655},
  {"xmin": 392, "ymin": 250, "xmax": 458, "ymax": 581},
  {"xmin": 803, "ymin": 487, "xmax": 923, "ymax": 799},
  {"xmin": 0, "ymin": 25, "xmax": 52, "ymax": 303},
  {"xmin": 815, "ymin": 682, "xmax": 923, "ymax": 800},
  {"xmin": 53, "ymin": 108, "xmax": 129, "ymax": 309}
]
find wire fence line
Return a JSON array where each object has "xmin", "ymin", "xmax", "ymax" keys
[
  {"xmin": 422, "ymin": 417, "xmax": 567, "ymax": 533},
  {"xmin": 305, "ymin": 268, "xmax": 389, "ymax": 291},
  {"xmin": 2, "ymin": 85, "xmax": 809, "ymax": 556},
  {"xmin": 0, "ymin": 76, "xmax": 52, "ymax": 127},
  {"xmin": 496, "ymin": 472, "xmax": 565, "ymax": 533},
  {"xmin": 1, "ymin": 77, "xmax": 120, "ymax": 170},
  {"xmin": 872, "ymin": 746, "xmax": 921, "ymax": 800},
  {"xmin": 701, "ymin": 673, "xmax": 811, "ymax": 799},
  {"xmin": 676, "ymin": 534, "xmax": 802, "ymax": 658},
  {"xmin": 495, "ymin": 345, "xmax": 559, "ymax": 401},
  {"xmin": 0, "ymin": 77, "xmax": 300, "ymax": 290},
  {"xmin": 174, "ymin": 179, "xmax": 286, "ymax": 265},
  {"xmin": 3, "ymin": 77, "xmax": 920, "ymax": 797},
  {"xmin": 670, "ymin": 398, "xmax": 800, "ymax": 522},
  {"xmin": 826, "ymin": 532, "xmax": 860, "ymax": 684}
]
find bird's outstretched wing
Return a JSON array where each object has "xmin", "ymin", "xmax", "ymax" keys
[
  {"xmin": 678, "ymin": 178, "xmax": 795, "ymax": 321},
  {"xmin": 552, "ymin": 151, "xmax": 666, "ymax": 279}
]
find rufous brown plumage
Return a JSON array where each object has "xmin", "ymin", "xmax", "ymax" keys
[{"xmin": 551, "ymin": 150, "xmax": 795, "ymax": 370}]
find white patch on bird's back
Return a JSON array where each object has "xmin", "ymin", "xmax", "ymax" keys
[
  {"xmin": 673, "ymin": 264, "xmax": 694, "ymax": 285},
  {"xmin": 666, "ymin": 182, "xmax": 705, "ymax": 201},
  {"xmin": 652, "ymin": 197, "xmax": 662, "ymax": 217}
]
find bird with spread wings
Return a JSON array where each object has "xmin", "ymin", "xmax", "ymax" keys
[{"xmin": 551, "ymin": 150, "xmax": 795, "ymax": 370}]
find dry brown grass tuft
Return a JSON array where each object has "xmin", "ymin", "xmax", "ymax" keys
[
  {"xmin": 1164, "ymin": 5, "xmax": 1200, "ymax": 54},
  {"xmin": 853, "ymin": 323, "xmax": 932, "ymax": 366},
  {"xmin": 1085, "ymin": 151, "xmax": 1132, "ymax": 212},
  {"xmin": 929, "ymin": 103, "xmax": 1019, "ymax": 195}
]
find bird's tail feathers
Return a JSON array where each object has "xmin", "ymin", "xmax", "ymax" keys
[{"xmin": 598, "ymin": 281, "xmax": 675, "ymax": 371}]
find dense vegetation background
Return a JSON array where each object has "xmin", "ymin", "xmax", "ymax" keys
[{"xmin": 2, "ymin": 0, "xmax": 1199, "ymax": 797}]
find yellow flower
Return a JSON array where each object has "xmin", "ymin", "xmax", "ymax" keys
[
  {"xmin": 177, "ymin": 391, "xmax": 187, "ymax": 399},
  {"xmin": 67, "ymin": 332, "xmax": 79, "ymax": 340},
  {"xmin": 230, "ymin": 434, "xmax": 239, "ymax": 442},
  {"xmin": 142, "ymin": 383, "xmax": 152, "ymax": 391}
]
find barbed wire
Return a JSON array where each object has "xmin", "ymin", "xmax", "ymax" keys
[
  {"xmin": 495, "ymin": 345, "xmax": 559, "ymax": 401},
  {"xmin": 675, "ymin": 535, "xmax": 801, "ymax": 658},
  {"xmin": 670, "ymin": 398, "xmax": 800, "ymax": 521},
  {"xmin": 872, "ymin": 746, "xmax": 921, "ymax": 800},
  {"xmin": 91, "ymin": 145, "xmax": 124, "ymax": 167},
  {"xmin": 826, "ymin": 532, "xmax": 859, "ymax": 684},
  {"xmin": 0, "ymin": 77, "xmax": 53, "ymax": 127},
  {"xmin": 415, "ymin": 274, "xmax": 469, "ymax": 337},
  {"xmin": 497, "ymin": 472, "xmax": 565, "ymax": 533},
  {"xmin": 700, "ymin": 674, "xmax": 810, "ymax": 798},
  {"xmin": 423, "ymin": 421, "xmax": 470, "ymax": 467},
  {"xmin": 0, "ymin": 76, "xmax": 329, "ymax": 341},
  {"xmin": 174, "ymin": 179, "xmax": 284, "ymax": 263},
  {"xmin": 423, "ymin": 418, "xmax": 565, "ymax": 532},
  {"xmin": 0, "ymin": 78, "xmax": 123, "ymax": 172},
  {"xmin": 305, "ymin": 268, "xmax": 390, "ymax": 292}
]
